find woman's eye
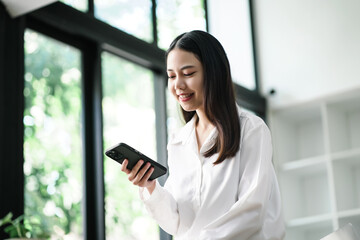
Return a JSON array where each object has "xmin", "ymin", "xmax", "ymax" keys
[
  {"xmin": 184, "ymin": 72, "xmax": 195, "ymax": 77},
  {"xmin": 168, "ymin": 75, "xmax": 175, "ymax": 79}
]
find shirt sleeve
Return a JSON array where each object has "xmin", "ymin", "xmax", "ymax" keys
[
  {"xmin": 199, "ymin": 121, "xmax": 285, "ymax": 240},
  {"xmin": 139, "ymin": 180, "xmax": 180, "ymax": 235}
]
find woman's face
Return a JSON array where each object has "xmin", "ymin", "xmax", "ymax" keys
[{"xmin": 167, "ymin": 48, "xmax": 204, "ymax": 112}]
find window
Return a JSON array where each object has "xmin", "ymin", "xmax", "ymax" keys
[
  {"xmin": 24, "ymin": 29, "xmax": 83, "ymax": 239},
  {"xmin": 59, "ymin": 0, "xmax": 88, "ymax": 12},
  {"xmin": 101, "ymin": 52, "xmax": 159, "ymax": 239},
  {"xmin": 94, "ymin": 0, "xmax": 153, "ymax": 43},
  {"xmin": 156, "ymin": 0, "xmax": 206, "ymax": 49},
  {"xmin": 1, "ymin": 1, "xmax": 266, "ymax": 240},
  {"xmin": 207, "ymin": 0, "xmax": 257, "ymax": 89}
]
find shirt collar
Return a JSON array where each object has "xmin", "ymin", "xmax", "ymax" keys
[
  {"xmin": 169, "ymin": 115, "xmax": 197, "ymax": 145},
  {"xmin": 199, "ymin": 127, "xmax": 218, "ymax": 154},
  {"xmin": 169, "ymin": 114, "xmax": 219, "ymax": 152},
  {"xmin": 169, "ymin": 104, "xmax": 241, "ymax": 151}
]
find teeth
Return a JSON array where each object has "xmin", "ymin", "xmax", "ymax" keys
[{"xmin": 179, "ymin": 94, "xmax": 192, "ymax": 99}]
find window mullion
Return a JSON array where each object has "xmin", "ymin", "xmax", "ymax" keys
[
  {"xmin": 154, "ymin": 72, "xmax": 172, "ymax": 240},
  {"xmin": 0, "ymin": 7, "xmax": 25, "ymax": 240},
  {"xmin": 81, "ymin": 41, "xmax": 105, "ymax": 240},
  {"xmin": 204, "ymin": 0, "xmax": 209, "ymax": 32},
  {"xmin": 88, "ymin": 0, "xmax": 94, "ymax": 16},
  {"xmin": 248, "ymin": 0, "xmax": 260, "ymax": 92},
  {"xmin": 151, "ymin": 0, "xmax": 158, "ymax": 46}
]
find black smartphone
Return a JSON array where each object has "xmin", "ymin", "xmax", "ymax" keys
[{"xmin": 105, "ymin": 142, "xmax": 167, "ymax": 180}]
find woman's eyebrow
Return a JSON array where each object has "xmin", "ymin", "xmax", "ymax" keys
[{"xmin": 167, "ymin": 65, "xmax": 196, "ymax": 72}]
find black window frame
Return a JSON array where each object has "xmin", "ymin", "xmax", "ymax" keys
[{"xmin": 0, "ymin": 1, "xmax": 266, "ymax": 240}]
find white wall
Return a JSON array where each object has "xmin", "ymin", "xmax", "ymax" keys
[{"xmin": 253, "ymin": 0, "xmax": 360, "ymax": 108}]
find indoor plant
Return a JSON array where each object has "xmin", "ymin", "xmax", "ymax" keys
[{"xmin": 0, "ymin": 212, "xmax": 49, "ymax": 239}]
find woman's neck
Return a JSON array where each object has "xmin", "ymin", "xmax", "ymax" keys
[{"xmin": 195, "ymin": 108, "xmax": 215, "ymax": 151}]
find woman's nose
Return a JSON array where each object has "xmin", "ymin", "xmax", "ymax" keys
[{"xmin": 174, "ymin": 77, "xmax": 185, "ymax": 90}]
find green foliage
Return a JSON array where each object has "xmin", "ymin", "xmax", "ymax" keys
[
  {"xmin": 24, "ymin": 30, "xmax": 82, "ymax": 239},
  {"xmin": 102, "ymin": 52, "xmax": 159, "ymax": 239},
  {"xmin": 22, "ymin": 1, "xmax": 205, "ymax": 238},
  {"xmin": 0, "ymin": 212, "xmax": 50, "ymax": 239}
]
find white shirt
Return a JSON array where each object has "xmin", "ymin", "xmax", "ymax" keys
[{"xmin": 140, "ymin": 106, "xmax": 285, "ymax": 240}]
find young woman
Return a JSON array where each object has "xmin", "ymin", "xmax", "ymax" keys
[{"xmin": 121, "ymin": 30, "xmax": 285, "ymax": 240}]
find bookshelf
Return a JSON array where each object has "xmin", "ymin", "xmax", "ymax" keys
[{"xmin": 269, "ymin": 88, "xmax": 360, "ymax": 239}]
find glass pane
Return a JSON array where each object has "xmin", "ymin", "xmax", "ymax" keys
[
  {"xmin": 102, "ymin": 51, "xmax": 159, "ymax": 240},
  {"xmin": 24, "ymin": 29, "xmax": 83, "ymax": 239},
  {"xmin": 207, "ymin": 0, "xmax": 256, "ymax": 89},
  {"xmin": 95, "ymin": 0, "xmax": 153, "ymax": 43},
  {"xmin": 157, "ymin": 0, "xmax": 206, "ymax": 50},
  {"xmin": 59, "ymin": 0, "xmax": 88, "ymax": 12}
]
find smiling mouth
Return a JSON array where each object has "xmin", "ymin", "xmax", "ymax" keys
[{"xmin": 178, "ymin": 93, "xmax": 194, "ymax": 101}]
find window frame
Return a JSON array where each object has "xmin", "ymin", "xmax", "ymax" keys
[{"xmin": 0, "ymin": 1, "xmax": 265, "ymax": 240}]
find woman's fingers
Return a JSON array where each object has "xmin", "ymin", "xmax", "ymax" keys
[
  {"xmin": 131, "ymin": 162, "xmax": 152, "ymax": 185},
  {"xmin": 121, "ymin": 159, "xmax": 131, "ymax": 174},
  {"xmin": 139, "ymin": 167, "xmax": 155, "ymax": 185},
  {"xmin": 134, "ymin": 162, "xmax": 150, "ymax": 180},
  {"xmin": 127, "ymin": 160, "xmax": 144, "ymax": 180},
  {"xmin": 121, "ymin": 159, "xmax": 155, "ymax": 187}
]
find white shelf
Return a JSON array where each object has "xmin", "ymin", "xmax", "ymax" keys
[
  {"xmin": 279, "ymin": 161, "xmax": 331, "ymax": 221},
  {"xmin": 338, "ymin": 212, "xmax": 360, "ymax": 237},
  {"xmin": 326, "ymin": 94, "xmax": 360, "ymax": 153},
  {"xmin": 287, "ymin": 213, "xmax": 333, "ymax": 228},
  {"xmin": 270, "ymin": 87, "xmax": 360, "ymax": 239},
  {"xmin": 332, "ymin": 150, "xmax": 360, "ymax": 212},
  {"xmin": 338, "ymin": 208, "xmax": 360, "ymax": 218},
  {"xmin": 272, "ymin": 104, "xmax": 325, "ymax": 164},
  {"xmin": 331, "ymin": 147, "xmax": 360, "ymax": 161},
  {"xmin": 339, "ymin": 214, "xmax": 360, "ymax": 226},
  {"xmin": 280, "ymin": 155, "xmax": 327, "ymax": 172},
  {"xmin": 285, "ymin": 219, "xmax": 333, "ymax": 240}
]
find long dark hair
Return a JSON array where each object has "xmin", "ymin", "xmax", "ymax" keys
[{"xmin": 166, "ymin": 30, "xmax": 240, "ymax": 164}]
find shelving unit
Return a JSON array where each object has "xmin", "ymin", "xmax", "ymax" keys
[{"xmin": 269, "ymin": 88, "xmax": 360, "ymax": 239}]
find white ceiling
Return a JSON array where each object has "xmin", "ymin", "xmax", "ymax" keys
[{"xmin": 1, "ymin": 0, "xmax": 57, "ymax": 18}]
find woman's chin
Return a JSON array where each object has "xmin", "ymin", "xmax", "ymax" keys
[{"xmin": 179, "ymin": 104, "xmax": 194, "ymax": 112}]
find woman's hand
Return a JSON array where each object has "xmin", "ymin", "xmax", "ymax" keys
[{"xmin": 121, "ymin": 159, "xmax": 156, "ymax": 194}]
